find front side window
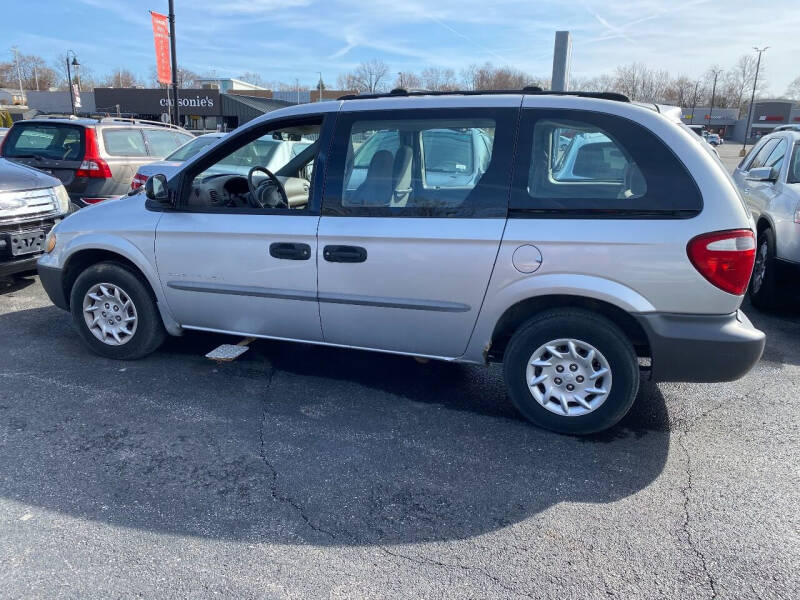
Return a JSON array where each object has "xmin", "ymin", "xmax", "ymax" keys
[
  {"xmin": 182, "ymin": 119, "xmax": 322, "ymax": 212},
  {"xmin": 325, "ymin": 108, "xmax": 516, "ymax": 217},
  {"xmin": 103, "ymin": 129, "xmax": 147, "ymax": 156},
  {"xmin": 762, "ymin": 138, "xmax": 787, "ymax": 175},
  {"xmin": 3, "ymin": 123, "xmax": 83, "ymax": 160},
  {"xmin": 746, "ymin": 138, "xmax": 779, "ymax": 171},
  {"xmin": 511, "ymin": 109, "xmax": 702, "ymax": 216}
]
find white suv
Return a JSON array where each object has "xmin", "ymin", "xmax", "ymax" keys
[{"xmin": 37, "ymin": 90, "xmax": 765, "ymax": 435}]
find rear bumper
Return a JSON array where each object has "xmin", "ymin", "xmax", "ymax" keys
[
  {"xmin": 636, "ymin": 310, "xmax": 765, "ymax": 382},
  {"xmin": 37, "ymin": 263, "xmax": 69, "ymax": 310}
]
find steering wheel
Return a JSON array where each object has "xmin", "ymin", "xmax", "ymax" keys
[{"xmin": 247, "ymin": 166, "xmax": 289, "ymax": 209}]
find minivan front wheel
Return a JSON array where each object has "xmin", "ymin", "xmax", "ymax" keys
[
  {"xmin": 503, "ymin": 309, "xmax": 639, "ymax": 435},
  {"xmin": 70, "ymin": 262, "xmax": 165, "ymax": 360}
]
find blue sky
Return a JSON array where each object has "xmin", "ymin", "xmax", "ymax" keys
[{"xmin": 4, "ymin": 0, "xmax": 799, "ymax": 93}]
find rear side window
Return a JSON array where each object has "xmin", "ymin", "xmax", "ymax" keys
[
  {"xmin": 762, "ymin": 138, "xmax": 787, "ymax": 174},
  {"xmin": 103, "ymin": 129, "xmax": 147, "ymax": 156},
  {"xmin": 2, "ymin": 123, "xmax": 84, "ymax": 160},
  {"xmin": 511, "ymin": 109, "xmax": 702, "ymax": 217},
  {"xmin": 324, "ymin": 108, "xmax": 516, "ymax": 218},
  {"xmin": 143, "ymin": 129, "xmax": 187, "ymax": 157},
  {"xmin": 746, "ymin": 138, "xmax": 779, "ymax": 170},
  {"xmin": 789, "ymin": 144, "xmax": 800, "ymax": 184}
]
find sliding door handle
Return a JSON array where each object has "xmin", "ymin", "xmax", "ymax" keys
[{"xmin": 323, "ymin": 245, "xmax": 367, "ymax": 263}]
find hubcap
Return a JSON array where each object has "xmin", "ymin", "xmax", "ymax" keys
[
  {"xmin": 82, "ymin": 283, "xmax": 137, "ymax": 346},
  {"xmin": 751, "ymin": 240, "xmax": 768, "ymax": 293},
  {"xmin": 526, "ymin": 338, "xmax": 612, "ymax": 417}
]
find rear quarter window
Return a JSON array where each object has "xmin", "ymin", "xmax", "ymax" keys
[
  {"xmin": 2, "ymin": 123, "xmax": 84, "ymax": 160},
  {"xmin": 102, "ymin": 129, "xmax": 147, "ymax": 156},
  {"xmin": 144, "ymin": 129, "xmax": 190, "ymax": 157},
  {"xmin": 511, "ymin": 109, "xmax": 702, "ymax": 217}
]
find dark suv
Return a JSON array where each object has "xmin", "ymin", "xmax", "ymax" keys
[{"xmin": 0, "ymin": 117, "xmax": 193, "ymax": 207}]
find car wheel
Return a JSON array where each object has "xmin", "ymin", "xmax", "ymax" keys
[
  {"xmin": 503, "ymin": 308, "xmax": 639, "ymax": 435},
  {"xmin": 70, "ymin": 261, "xmax": 166, "ymax": 360},
  {"xmin": 749, "ymin": 229, "xmax": 778, "ymax": 309}
]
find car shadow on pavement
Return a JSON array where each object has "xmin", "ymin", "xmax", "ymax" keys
[
  {"xmin": 0, "ymin": 274, "xmax": 36, "ymax": 296},
  {"xmin": 0, "ymin": 306, "xmax": 671, "ymax": 546}
]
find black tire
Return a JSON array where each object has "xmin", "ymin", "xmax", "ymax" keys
[
  {"xmin": 749, "ymin": 228, "xmax": 778, "ymax": 309},
  {"xmin": 503, "ymin": 308, "xmax": 639, "ymax": 435},
  {"xmin": 69, "ymin": 261, "xmax": 166, "ymax": 360}
]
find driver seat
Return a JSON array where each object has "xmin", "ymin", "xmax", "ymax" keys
[{"xmin": 349, "ymin": 150, "xmax": 394, "ymax": 206}]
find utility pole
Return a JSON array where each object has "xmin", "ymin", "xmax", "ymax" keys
[
  {"xmin": 33, "ymin": 64, "xmax": 39, "ymax": 91},
  {"xmin": 690, "ymin": 80, "xmax": 700, "ymax": 126},
  {"xmin": 11, "ymin": 47, "xmax": 24, "ymax": 104},
  {"xmin": 707, "ymin": 68, "xmax": 723, "ymax": 131},
  {"xmin": 168, "ymin": 0, "xmax": 180, "ymax": 126},
  {"xmin": 398, "ymin": 71, "xmax": 404, "ymax": 89},
  {"xmin": 318, "ymin": 72, "xmax": 323, "ymax": 102},
  {"xmin": 741, "ymin": 46, "xmax": 769, "ymax": 156}
]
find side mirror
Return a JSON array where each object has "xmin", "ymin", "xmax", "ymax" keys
[
  {"xmin": 746, "ymin": 166, "xmax": 775, "ymax": 182},
  {"xmin": 145, "ymin": 174, "xmax": 171, "ymax": 205}
]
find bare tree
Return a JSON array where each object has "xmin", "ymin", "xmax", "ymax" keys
[
  {"xmin": 0, "ymin": 53, "xmax": 58, "ymax": 90},
  {"xmin": 98, "ymin": 68, "xmax": 141, "ymax": 88},
  {"xmin": 786, "ymin": 76, "xmax": 800, "ymax": 100},
  {"xmin": 337, "ymin": 59, "xmax": 390, "ymax": 93},
  {"xmin": 461, "ymin": 62, "xmax": 537, "ymax": 91},
  {"xmin": 420, "ymin": 67, "xmax": 458, "ymax": 91},
  {"xmin": 239, "ymin": 71, "xmax": 267, "ymax": 88},
  {"xmin": 394, "ymin": 71, "xmax": 422, "ymax": 90},
  {"xmin": 662, "ymin": 75, "xmax": 696, "ymax": 107}
]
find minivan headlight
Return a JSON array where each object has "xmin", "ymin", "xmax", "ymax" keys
[{"xmin": 54, "ymin": 184, "xmax": 70, "ymax": 215}]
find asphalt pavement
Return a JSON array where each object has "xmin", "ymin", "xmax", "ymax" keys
[{"xmin": 1, "ymin": 158, "xmax": 798, "ymax": 600}]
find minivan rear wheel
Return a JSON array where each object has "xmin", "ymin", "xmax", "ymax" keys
[
  {"xmin": 70, "ymin": 262, "xmax": 165, "ymax": 360},
  {"xmin": 503, "ymin": 309, "xmax": 639, "ymax": 435}
]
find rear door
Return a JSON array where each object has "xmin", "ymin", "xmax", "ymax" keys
[
  {"xmin": 99, "ymin": 127, "xmax": 149, "ymax": 195},
  {"xmin": 316, "ymin": 101, "xmax": 519, "ymax": 358},
  {"xmin": 0, "ymin": 121, "xmax": 84, "ymax": 185}
]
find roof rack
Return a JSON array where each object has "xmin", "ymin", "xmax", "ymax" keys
[
  {"xmin": 98, "ymin": 116, "xmax": 189, "ymax": 131},
  {"xmin": 337, "ymin": 87, "xmax": 630, "ymax": 102}
]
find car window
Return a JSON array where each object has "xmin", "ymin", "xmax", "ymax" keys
[
  {"xmin": 165, "ymin": 136, "xmax": 219, "ymax": 161},
  {"xmin": 103, "ymin": 129, "xmax": 147, "ymax": 156},
  {"xmin": 511, "ymin": 109, "xmax": 702, "ymax": 215},
  {"xmin": 746, "ymin": 139, "xmax": 779, "ymax": 170},
  {"xmin": 143, "ymin": 129, "xmax": 187, "ymax": 157},
  {"xmin": 762, "ymin": 138, "xmax": 787, "ymax": 175},
  {"xmin": 183, "ymin": 120, "xmax": 322, "ymax": 212},
  {"xmin": 2, "ymin": 123, "xmax": 84, "ymax": 160},
  {"xmin": 789, "ymin": 144, "xmax": 800, "ymax": 184}
]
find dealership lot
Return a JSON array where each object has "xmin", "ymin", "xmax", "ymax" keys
[{"xmin": 0, "ymin": 262, "xmax": 798, "ymax": 598}]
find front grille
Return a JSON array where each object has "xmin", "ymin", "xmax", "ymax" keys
[{"xmin": 0, "ymin": 188, "xmax": 60, "ymax": 223}]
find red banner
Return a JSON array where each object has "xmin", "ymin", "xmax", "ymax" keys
[{"xmin": 151, "ymin": 11, "xmax": 171, "ymax": 84}]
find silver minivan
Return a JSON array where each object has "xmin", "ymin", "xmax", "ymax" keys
[{"xmin": 37, "ymin": 90, "xmax": 765, "ymax": 435}]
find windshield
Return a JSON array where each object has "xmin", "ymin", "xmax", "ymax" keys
[
  {"xmin": 166, "ymin": 136, "xmax": 220, "ymax": 162},
  {"xmin": 2, "ymin": 123, "xmax": 84, "ymax": 161}
]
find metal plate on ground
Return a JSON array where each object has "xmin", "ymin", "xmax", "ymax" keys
[{"xmin": 206, "ymin": 344, "xmax": 250, "ymax": 361}]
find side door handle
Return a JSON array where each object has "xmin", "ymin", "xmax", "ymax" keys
[
  {"xmin": 323, "ymin": 245, "xmax": 367, "ymax": 263},
  {"xmin": 269, "ymin": 242, "xmax": 311, "ymax": 261}
]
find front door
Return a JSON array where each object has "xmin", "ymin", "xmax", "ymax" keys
[
  {"xmin": 155, "ymin": 115, "xmax": 330, "ymax": 342},
  {"xmin": 317, "ymin": 104, "xmax": 518, "ymax": 358}
]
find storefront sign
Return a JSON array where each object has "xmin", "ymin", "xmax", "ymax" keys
[{"xmin": 94, "ymin": 88, "xmax": 220, "ymax": 116}]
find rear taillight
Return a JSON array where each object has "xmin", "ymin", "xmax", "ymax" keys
[
  {"xmin": 75, "ymin": 127, "xmax": 112, "ymax": 179},
  {"xmin": 81, "ymin": 197, "xmax": 108, "ymax": 204},
  {"xmin": 687, "ymin": 229, "xmax": 756, "ymax": 296},
  {"xmin": 130, "ymin": 172, "xmax": 148, "ymax": 191}
]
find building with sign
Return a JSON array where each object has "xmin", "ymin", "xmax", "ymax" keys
[{"xmin": 681, "ymin": 107, "xmax": 739, "ymax": 138}]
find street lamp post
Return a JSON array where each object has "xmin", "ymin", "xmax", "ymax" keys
[
  {"xmin": 11, "ymin": 46, "xmax": 24, "ymax": 104},
  {"xmin": 65, "ymin": 50, "xmax": 79, "ymax": 115},
  {"xmin": 741, "ymin": 46, "xmax": 769, "ymax": 156},
  {"xmin": 707, "ymin": 68, "xmax": 723, "ymax": 131}
]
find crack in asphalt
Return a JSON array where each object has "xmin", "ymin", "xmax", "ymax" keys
[
  {"xmin": 257, "ymin": 364, "xmax": 338, "ymax": 542},
  {"xmin": 378, "ymin": 546, "xmax": 535, "ymax": 598},
  {"xmin": 254, "ymin": 355, "xmax": 529, "ymax": 596},
  {"xmin": 677, "ymin": 432, "xmax": 718, "ymax": 599}
]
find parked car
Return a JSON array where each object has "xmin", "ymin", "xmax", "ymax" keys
[
  {"xmin": 0, "ymin": 117, "xmax": 193, "ymax": 207},
  {"xmin": 0, "ymin": 158, "xmax": 70, "ymax": 277},
  {"xmin": 732, "ymin": 129, "xmax": 800, "ymax": 307},
  {"xmin": 707, "ymin": 133, "xmax": 723, "ymax": 146},
  {"xmin": 37, "ymin": 90, "xmax": 765, "ymax": 435},
  {"xmin": 130, "ymin": 132, "xmax": 226, "ymax": 191}
]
